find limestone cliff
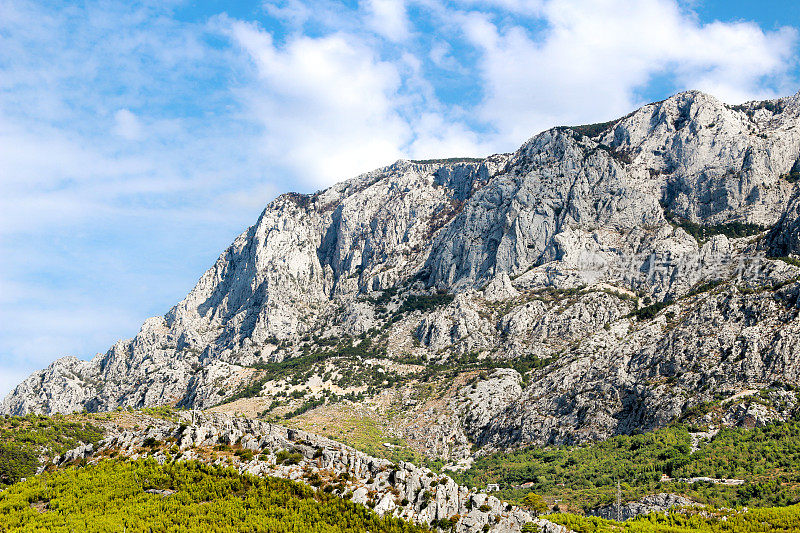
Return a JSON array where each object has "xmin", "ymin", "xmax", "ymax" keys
[{"xmin": 7, "ymin": 90, "xmax": 800, "ymax": 460}]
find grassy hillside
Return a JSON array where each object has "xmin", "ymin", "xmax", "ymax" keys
[
  {"xmin": 283, "ymin": 402, "xmax": 435, "ymax": 468},
  {"xmin": 0, "ymin": 458, "xmax": 431, "ymax": 533}
]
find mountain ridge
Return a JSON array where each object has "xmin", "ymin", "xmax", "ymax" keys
[{"xmin": 7, "ymin": 88, "xmax": 800, "ymax": 465}]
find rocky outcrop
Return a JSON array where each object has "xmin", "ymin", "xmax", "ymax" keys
[
  {"xmin": 7, "ymin": 89, "xmax": 800, "ymax": 463},
  {"xmin": 765, "ymin": 191, "xmax": 800, "ymax": 257},
  {"xmin": 62, "ymin": 411, "xmax": 560, "ymax": 533},
  {"xmin": 483, "ymin": 273, "xmax": 520, "ymax": 302},
  {"xmin": 590, "ymin": 493, "xmax": 694, "ymax": 521}
]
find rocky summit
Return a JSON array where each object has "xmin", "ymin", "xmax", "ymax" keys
[{"xmin": 7, "ymin": 89, "xmax": 800, "ymax": 465}]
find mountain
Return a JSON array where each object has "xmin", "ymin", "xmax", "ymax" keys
[{"xmin": 7, "ymin": 89, "xmax": 800, "ymax": 465}]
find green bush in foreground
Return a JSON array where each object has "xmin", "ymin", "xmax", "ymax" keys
[{"xmin": 0, "ymin": 458, "xmax": 430, "ymax": 533}]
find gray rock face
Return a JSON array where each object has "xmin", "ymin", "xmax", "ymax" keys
[
  {"xmin": 590, "ymin": 493, "xmax": 694, "ymax": 521},
  {"xmin": 7, "ymin": 89, "xmax": 800, "ymax": 460},
  {"xmin": 766, "ymin": 191, "xmax": 800, "ymax": 256}
]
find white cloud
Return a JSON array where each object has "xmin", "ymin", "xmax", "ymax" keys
[
  {"xmin": 454, "ymin": 0, "xmax": 544, "ymax": 15},
  {"xmin": 460, "ymin": 0, "xmax": 798, "ymax": 147},
  {"xmin": 113, "ymin": 109, "xmax": 144, "ymax": 140},
  {"xmin": 363, "ymin": 0, "xmax": 410, "ymax": 42},
  {"xmin": 429, "ymin": 41, "xmax": 463, "ymax": 71},
  {"xmin": 407, "ymin": 111, "xmax": 492, "ymax": 158},
  {"xmin": 229, "ymin": 21, "xmax": 413, "ymax": 186},
  {"xmin": 227, "ymin": 17, "xmax": 497, "ymax": 186},
  {"xmin": 0, "ymin": 119, "xmax": 145, "ymax": 187},
  {"xmin": 262, "ymin": 0, "xmax": 314, "ymax": 28}
]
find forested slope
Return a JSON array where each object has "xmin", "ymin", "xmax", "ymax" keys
[{"xmin": 0, "ymin": 459, "xmax": 431, "ymax": 533}]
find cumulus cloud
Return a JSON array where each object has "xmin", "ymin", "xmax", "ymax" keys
[
  {"xmin": 230, "ymin": 22, "xmax": 412, "ymax": 185},
  {"xmin": 461, "ymin": 0, "xmax": 798, "ymax": 146},
  {"xmin": 262, "ymin": 0, "xmax": 314, "ymax": 28},
  {"xmin": 363, "ymin": 0, "xmax": 411, "ymax": 41}
]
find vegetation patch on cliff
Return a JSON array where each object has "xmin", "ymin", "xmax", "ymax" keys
[{"xmin": 663, "ymin": 209, "xmax": 767, "ymax": 243}]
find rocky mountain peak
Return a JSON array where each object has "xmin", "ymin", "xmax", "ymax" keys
[{"xmin": 6, "ymin": 89, "xmax": 800, "ymax": 468}]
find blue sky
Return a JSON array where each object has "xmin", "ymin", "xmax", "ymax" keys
[{"xmin": 1, "ymin": 0, "xmax": 799, "ymax": 398}]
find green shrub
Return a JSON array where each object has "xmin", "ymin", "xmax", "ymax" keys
[
  {"xmin": 0, "ymin": 459, "xmax": 432, "ymax": 532},
  {"xmin": 142, "ymin": 437, "xmax": 159, "ymax": 448},
  {"xmin": 777, "ymin": 256, "xmax": 800, "ymax": 267},
  {"xmin": 275, "ymin": 450, "xmax": 304, "ymax": 465},
  {"xmin": 396, "ymin": 294, "xmax": 455, "ymax": 316},
  {"xmin": 663, "ymin": 209, "xmax": 766, "ymax": 243},
  {"xmin": 628, "ymin": 300, "xmax": 673, "ymax": 321},
  {"xmin": 234, "ymin": 449, "xmax": 254, "ymax": 461}
]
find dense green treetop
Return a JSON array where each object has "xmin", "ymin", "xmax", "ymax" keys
[{"xmin": 0, "ymin": 458, "xmax": 431, "ymax": 533}]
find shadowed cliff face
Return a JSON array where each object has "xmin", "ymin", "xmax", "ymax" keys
[{"xmin": 7, "ymin": 89, "xmax": 800, "ymax": 458}]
